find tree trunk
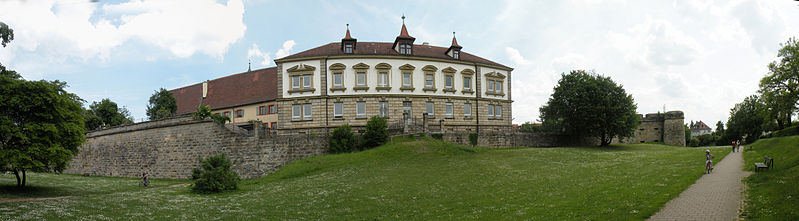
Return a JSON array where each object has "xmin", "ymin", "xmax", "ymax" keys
[
  {"xmin": 13, "ymin": 169, "xmax": 21, "ymax": 188},
  {"xmin": 22, "ymin": 169, "xmax": 26, "ymax": 188}
]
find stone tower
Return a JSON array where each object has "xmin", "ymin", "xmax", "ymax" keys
[{"xmin": 663, "ymin": 111, "xmax": 685, "ymax": 146}]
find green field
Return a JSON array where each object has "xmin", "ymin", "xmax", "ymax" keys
[
  {"xmin": 1, "ymin": 138, "xmax": 729, "ymax": 220},
  {"xmin": 742, "ymin": 136, "xmax": 799, "ymax": 220}
]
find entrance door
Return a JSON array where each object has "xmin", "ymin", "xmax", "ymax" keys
[{"xmin": 402, "ymin": 101, "xmax": 412, "ymax": 125}]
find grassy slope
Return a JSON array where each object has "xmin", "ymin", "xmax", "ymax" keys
[
  {"xmin": 0, "ymin": 139, "xmax": 729, "ymax": 220},
  {"xmin": 742, "ymin": 136, "xmax": 799, "ymax": 220}
]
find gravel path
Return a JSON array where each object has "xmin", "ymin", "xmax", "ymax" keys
[{"xmin": 649, "ymin": 148, "xmax": 751, "ymax": 221}]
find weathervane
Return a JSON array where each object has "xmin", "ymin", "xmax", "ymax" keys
[{"xmin": 402, "ymin": 14, "xmax": 405, "ymax": 24}]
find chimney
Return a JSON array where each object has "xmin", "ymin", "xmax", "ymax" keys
[{"xmin": 202, "ymin": 81, "xmax": 208, "ymax": 98}]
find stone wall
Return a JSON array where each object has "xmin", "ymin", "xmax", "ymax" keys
[
  {"xmin": 441, "ymin": 131, "xmax": 597, "ymax": 148},
  {"xmin": 65, "ymin": 116, "xmax": 326, "ymax": 179}
]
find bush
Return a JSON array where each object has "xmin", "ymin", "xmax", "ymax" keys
[
  {"xmin": 431, "ymin": 133, "xmax": 443, "ymax": 140},
  {"xmin": 193, "ymin": 105, "xmax": 229, "ymax": 125},
  {"xmin": 361, "ymin": 116, "xmax": 388, "ymax": 149},
  {"xmin": 329, "ymin": 124, "xmax": 356, "ymax": 153},
  {"xmin": 763, "ymin": 125, "xmax": 799, "ymax": 138},
  {"xmin": 468, "ymin": 133, "xmax": 478, "ymax": 146},
  {"xmin": 191, "ymin": 154, "xmax": 240, "ymax": 193}
]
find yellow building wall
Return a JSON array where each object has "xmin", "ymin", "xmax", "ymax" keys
[{"xmin": 212, "ymin": 101, "xmax": 279, "ymax": 129}]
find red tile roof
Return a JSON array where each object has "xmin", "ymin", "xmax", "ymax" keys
[
  {"xmin": 170, "ymin": 67, "xmax": 278, "ymax": 115},
  {"xmin": 398, "ymin": 23, "xmax": 413, "ymax": 39},
  {"xmin": 278, "ymin": 42, "xmax": 510, "ymax": 69},
  {"xmin": 451, "ymin": 35, "xmax": 461, "ymax": 48},
  {"xmin": 343, "ymin": 27, "xmax": 355, "ymax": 40}
]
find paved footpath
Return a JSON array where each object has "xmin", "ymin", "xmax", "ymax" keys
[{"xmin": 649, "ymin": 148, "xmax": 752, "ymax": 221}]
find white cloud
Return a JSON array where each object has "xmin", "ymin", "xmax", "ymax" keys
[
  {"xmin": 274, "ymin": 40, "xmax": 296, "ymax": 59},
  {"xmin": 607, "ymin": 17, "xmax": 703, "ymax": 70},
  {"xmin": 247, "ymin": 43, "xmax": 271, "ymax": 66}
]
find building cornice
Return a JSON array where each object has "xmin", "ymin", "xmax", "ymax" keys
[{"xmin": 275, "ymin": 55, "xmax": 513, "ymax": 71}]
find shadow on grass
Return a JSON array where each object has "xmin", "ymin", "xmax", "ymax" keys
[{"xmin": 0, "ymin": 184, "xmax": 74, "ymax": 199}]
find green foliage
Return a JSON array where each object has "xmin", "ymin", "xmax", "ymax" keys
[
  {"xmin": 689, "ymin": 134, "xmax": 720, "ymax": 147},
  {"xmin": 86, "ymin": 98, "xmax": 134, "ymax": 130},
  {"xmin": 430, "ymin": 133, "xmax": 443, "ymax": 140},
  {"xmin": 468, "ymin": 133, "xmax": 478, "ymax": 146},
  {"xmin": 758, "ymin": 37, "xmax": 799, "ymax": 131},
  {"xmin": 361, "ymin": 116, "xmax": 388, "ymax": 149},
  {"xmin": 0, "ymin": 72, "xmax": 86, "ymax": 188},
  {"xmin": 192, "ymin": 105, "xmax": 229, "ymax": 125},
  {"xmin": 191, "ymin": 154, "xmax": 240, "ymax": 193},
  {"xmin": 146, "ymin": 88, "xmax": 177, "ymax": 121},
  {"xmin": 761, "ymin": 125, "xmax": 799, "ymax": 139},
  {"xmin": 0, "ymin": 22, "xmax": 13, "ymax": 48},
  {"xmin": 539, "ymin": 70, "xmax": 639, "ymax": 146},
  {"xmin": 726, "ymin": 95, "xmax": 767, "ymax": 144},
  {"xmin": 743, "ymin": 136, "xmax": 799, "ymax": 219},
  {"xmin": 519, "ymin": 121, "xmax": 548, "ymax": 133},
  {"xmin": 715, "ymin": 121, "xmax": 725, "ymax": 134},
  {"xmin": 328, "ymin": 125, "xmax": 356, "ymax": 153},
  {"xmin": 684, "ymin": 124, "xmax": 692, "ymax": 145}
]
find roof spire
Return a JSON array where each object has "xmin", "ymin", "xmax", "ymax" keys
[
  {"xmin": 398, "ymin": 15, "xmax": 412, "ymax": 38},
  {"xmin": 451, "ymin": 32, "xmax": 460, "ymax": 47},
  {"xmin": 343, "ymin": 23, "xmax": 354, "ymax": 40},
  {"xmin": 248, "ymin": 60, "xmax": 251, "ymax": 72}
]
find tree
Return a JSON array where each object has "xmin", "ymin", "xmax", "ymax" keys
[
  {"xmin": 684, "ymin": 124, "xmax": 692, "ymax": 145},
  {"xmin": 539, "ymin": 70, "xmax": 639, "ymax": 146},
  {"xmin": 328, "ymin": 125, "xmax": 356, "ymax": 153},
  {"xmin": 0, "ymin": 22, "xmax": 13, "ymax": 47},
  {"xmin": 715, "ymin": 121, "xmax": 725, "ymax": 134},
  {"xmin": 0, "ymin": 74, "xmax": 86, "ymax": 188},
  {"xmin": 361, "ymin": 116, "xmax": 388, "ymax": 149},
  {"xmin": 146, "ymin": 88, "xmax": 177, "ymax": 121},
  {"xmin": 726, "ymin": 95, "xmax": 767, "ymax": 144},
  {"xmin": 759, "ymin": 37, "xmax": 799, "ymax": 127},
  {"xmin": 191, "ymin": 154, "xmax": 240, "ymax": 193},
  {"xmin": 86, "ymin": 98, "xmax": 133, "ymax": 130}
]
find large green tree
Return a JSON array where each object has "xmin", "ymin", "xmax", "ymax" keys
[
  {"xmin": 539, "ymin": 70, "xmax": 639, "ymax": 146},
  {"xmin": 86, "ymin": 98, "xmax": 133, "ymax": 130},
  {"xmin": 759, "ymin": 37, "xmax": 799, "ymax": 128},
  {"xmin": 146, "ymin": 88, "xmax": 177, "ymax": 121},
  {"xmin": 726, "ymin": 95, "xmax": 767, "ymax": 144}
]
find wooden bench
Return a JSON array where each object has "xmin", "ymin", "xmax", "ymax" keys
[{"xmin": 754, "ymin": 156, "xmax": 773, "ymax": 172}]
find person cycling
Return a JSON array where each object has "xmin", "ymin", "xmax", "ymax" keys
[
  {"xmin": 704, "ymin": 150, "xmax": 714, "ymax": 174},
  {"xmin": 140, "ymin": 172, "xmax": 150, "ymax": 186}
]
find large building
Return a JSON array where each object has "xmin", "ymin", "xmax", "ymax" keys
[{"xmin": 171, "ymin": 20, "xmax": 513, "ymax": 134}]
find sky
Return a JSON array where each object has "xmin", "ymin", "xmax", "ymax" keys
[{"xmin": 1, "ymin": 0, "xmax": 798, "ymax": 126}]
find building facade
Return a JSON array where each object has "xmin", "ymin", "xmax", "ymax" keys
[
  {"xmin": 690, "ymin": 121, "xmax": 712, "ymax": 137},
  {"xmin": 274, "ymin": 22, "xmax": 513, "ymax": 134}
]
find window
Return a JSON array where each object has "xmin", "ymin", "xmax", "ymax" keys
[
  {"xmin": 292, "ymin": 105, "xmax": 301, "ymax": 120},
  {"xmin": 378, "ymin": 72, "xmax": 388, "ymax": 87},
  {"xmin": 379, "ymin": 101, "xmax": 388, "ymax": 117},
  {"xmin": 495, "ymin": 81, "xmax": 502, "ymax": 93},
  {"xmin": 333, "ymin": 73, "xmax": 343, "ymax": 88},
  {"xmin": 403, "ymin": 72, "xmax": 412, "ymax": 87},
  {"xmin": 453, "ymin": 50, "xmax": 459, "ymax": 59},
  {"xmin": 445, "ymin": 103, "xmax": 453, "ymax": 118},
  {"xmin": 344, "ymin": 43, "xmax": 353, "ymax": 54},
  {"xmin": 445, "ymin": 75, "xmax": 453, "ymax": 89},
  {"xmin": 464, "ymin": 103, "xmax": 472, "ymax": 117},
  {"xmin": 487, "ymin": 80, "xmax": 495, "ymax": 92},
  {"xmin": 425, "ymin": 74, "xmax": 434, "ymax": 88},
  {"xmin": 463, "ymin": 77, "xmax": 471, "ymax": 90},
  {"xmin": 334, "ymin": 102, "xmax": 343, "ymax": 118},
  {"xmin": 356, "ymin": 72, "xmax": 366, "ymax": 87},
  {"xmin": 271, "ymin": 122, "xmax": 277, "ymax": 129},
  {"xmin": 400, "ymin": 43, "xmax": 412, "ymax": 54},
  {"xmin": 495, "ymin": 105, "xmax": 502, "ymax": 118},
  {"xmin": 303, "ymin": 103, "xmax": 312, "ymax": 120},
  {"xmin": 488, "ymin": 104, "xmax": 494, "ymax": 117},
  {"xmin": 425, "ymin": 102, "xmax": 435, "ymax": 117},
  {"xmin": 357, "ymin": 102, "xmax": 366, "ymax": 118},
  {"xmin": 303, "ymin": 75, "xmax": 311, "ymax": 89},
  {"xmin": 269, "ymin": 104, "xmax": 277, "ymax": 114},
  {"xmin": 223, "ymin": 111, "xmax": 231, "ymax": 119},
  {"xmin": 292, "ymin": 76, "xmax": 300, "ymax": 90},
  {"xmin": 258, "ymin": 106, "xmax": 267, "ymax": 115}
]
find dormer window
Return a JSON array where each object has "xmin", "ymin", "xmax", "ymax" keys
[
  {"xmin": 344, "ymin": 43, "xmax": 353, "ymax": 54},
  {"xmin": 453, "ymin": 50, "xmax": 459, "ymax": 59},
  {"xmin": 400, "ymin": 43, "xmax": 412, "ymax": 55}
]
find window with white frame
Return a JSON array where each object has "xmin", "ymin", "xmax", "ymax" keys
[
  {"xmin": 495, "ymin": 81, "xmax": 502, "ymax": 93},
  {"xmin": 463, "ymin": 77, "xmax": 471, "ymax": 90},
  {"xmin": 403, "ymin": 72, "xmax": 412, "ymax": 87},
  {"xmin": 292, "ymin": 104, "xmax": 301, "ymax": 120},
  {"xmin": 495, "ymin": 104, "xmax": 502, "ymax": 118},
  {"xmin": 487, "ymin": 80, "xmax": 495, "ymax": 92},
  {"xmin": 379, "ymin": 101, "xmax": 388, "ymax": 117},
  {"xmin": 488, "ymin": 104, "xmax": 494, "ymax": 117},
  {"xmin": 445, "ymin": 75, "xmax": 453, "ymax": 89},
  {"xmin": 445, "ymin": 102, "xmax": 453, "ymax": 118},
  {"xmin": 378, "ymin": 72, "xmax": 388, "ymax": 87},
  {"xmin": 334, "ymin": 102, "xmax": 343, "ymax": 118},
  {"xmin": 453, "ymin": 50, "xmax": 459, "ymax": 59},
  {"xmin": 344, "ymin": 43, "xmax": 353, "ymax": 54},
  {"xmin": 425, "ymin": 102, "xmax": 435, "ymax": 117},
  {"xmin": 292, "ymin": 76, "xmax": 300, "ymax": 90},
  {"xmin": 400, "ymin": 43, "xmax": 412, "ymax": 54},
  {"xmin": 356, "ymin": 71, "xmax": 366, "ymax": 87},
  {"xmin": 303, "ymin": 103, "xmax": 312, "ymax": 120},
  {"xmin": 333, "ymin": 72, "xmax": 343, "ymax": 88},
  {"xmin": 425, "ymin": 74, "xmax": 434, "ymax": 88},
  {"xmin": 357, "ymin": 102, "xmax": 366, "ymax": 118},
  {"xmin": 303, "ymin": 75, "xmax": 311, "ymax": 89},
  {"xmin": 464, "ymin": 103, "xmax": 472, "ymax": 117}
]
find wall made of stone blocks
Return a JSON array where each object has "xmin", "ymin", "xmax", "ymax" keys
[{"xmin": 65, "ymin": 116, "xmax": 326, "ymax": 179}]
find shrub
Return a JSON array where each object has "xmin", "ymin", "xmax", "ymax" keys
[
  {"xmin": 193, "ymin": 105, "xmax": 229, "ymax": 125},
  {"xmin": 431, "ymin": 133, "xmax": 443, "ymax": 140},
  {"xmin": 766, "ymin": 125, "xmax": 799, "ymax": 138},
  {"xmin": 191, "ymin": 154, "xmax": 240, "ymax": 193},
  {"xmin": 468, "ymin": 133, "xmax": 478, "ymax": 146},
  {"xmin": 329, "ymin": 124, "xmax": 356, "ymax": 153},
  {"xmin": 361, "ymin": 116, "xmax": 388, "ymax": 149}
]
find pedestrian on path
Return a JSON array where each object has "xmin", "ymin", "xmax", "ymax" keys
[{"xmin": 704, "ymin": 149, "xmax": 714, "ymax": 174}]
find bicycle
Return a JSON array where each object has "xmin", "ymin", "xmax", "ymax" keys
[
  {"xmin": 704, "ymin": 150, "xmax": 714, "ymax": 174},
  {"xmin": 139, "ymin": 173, "xmax": 150, "ymax": 187}
]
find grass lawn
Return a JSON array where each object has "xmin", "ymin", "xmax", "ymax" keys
[
  {"xmin": 1, "ymin": 138, "xmax": 729, "ymax": 220},
  {"xmin": 742, "ymin": 136, "xmax": 799, "ymax": 220}
]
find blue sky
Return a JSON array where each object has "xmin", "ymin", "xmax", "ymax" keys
[{"xmin": 2, "ymin": 0, "xmax": 799, "ymax": 125}]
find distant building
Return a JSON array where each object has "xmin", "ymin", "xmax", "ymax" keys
[{"xmin": 690, "ymin": 121, "xmax": 712, "ymax": 137}]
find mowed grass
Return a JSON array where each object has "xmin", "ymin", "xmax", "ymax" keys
[
  {"xmin": 742, "ymin": 136, "xmax": 799, "ymax": 220},
  {"xmin": 1, "ymin": 138, "xmax": 729, "ymax": 220}
]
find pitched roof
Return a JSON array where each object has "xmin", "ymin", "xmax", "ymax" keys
[
  {"xmin": 398, "ymin": 23, "xmax": 414, "ymax": 39},
  {"xmin": 278, "ymin": 42, "xmax": 510, "ymax": 69},
  {"xmin": 451, "ymin": 35, "xmax": 461, "ymax": 48},
  {"xmin": 691, "ymin": 121, "xmax": 712, "ymax": 130},
  {"xmin": 170, "ymin": 67, "xmax": 278, "ymax": 115}
]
